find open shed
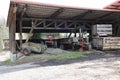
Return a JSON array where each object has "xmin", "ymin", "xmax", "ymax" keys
[{"xmin": 7, "ymin": 0, "xmax": 120, "ymax": 60}]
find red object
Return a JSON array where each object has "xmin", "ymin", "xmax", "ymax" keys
[
  {"xmin": 79, "ymin": 48, "xmax": 83, "ymax": 52},
  {"xmin": 48, "ymin": 38, "xmax": 54, "ymax": 41},
  {"xmin": 60, "ymin": 42, "xmax": 70, "ymax": 44}
]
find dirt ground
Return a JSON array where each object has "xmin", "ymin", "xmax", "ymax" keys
[{"xmin": 0, "ymin": 50, "xmax": 120, "ymax": 80}]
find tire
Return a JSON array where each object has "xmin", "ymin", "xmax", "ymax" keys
[{"xmin": 22, "ymin": 48, "xmax": 31, "ymax": 56}]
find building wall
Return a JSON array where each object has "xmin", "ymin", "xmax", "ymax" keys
[{"xmin": 0, "ymin": 26, "xmax": 9, "ymax": 51}]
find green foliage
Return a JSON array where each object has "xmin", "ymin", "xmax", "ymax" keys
[
  {"xmin": 45, "ymin": 52, "xmax": 86, "ymax": 60},
  {"xmin": 57, "ymin": 52, "xmax": 85, "ymax": 60},
  {"xmin": 23, "ymin": 52, "xmax": 86, "ymax": 61},
  {"xmin": 5, "ymin": 59, "xmax": 11, "ymax": 64}
]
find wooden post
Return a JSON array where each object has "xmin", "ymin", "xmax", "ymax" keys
[
  {"xmin": 9, "ymin": 4, "xmax": 17, "ymax": 61},
  {"xmin": 74, "ymin": 24, "xmax": 77, "ymax": 37},
  {"xmin": 19, "ymin": 20, "xmax": 22, "ymax": 51},
  {"xmin": 19, "ymin": 4, "xmax": 27, "ymax": 51},
  {"xmin": 9, "ymin": 13, "xmax": 17, "ymax": 61},
  {"xmin": 25, "ymin": 20, "xmax": 36, "ymax": 43},
  {"xmin": 9, "ymin": 8, "xmax": 17, "ymax": 53}
]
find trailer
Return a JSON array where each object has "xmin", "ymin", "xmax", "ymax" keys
[
  {"xmin": 92, "ymin": 24, "xmax": 120, "ymax": 50},
  {"xmin": 22, "ymin": 42, "xmax": 47, "ymax": 56},
  {"xmin": 92, "ymin": 37, "xmax": 120, "ymax": 50}
]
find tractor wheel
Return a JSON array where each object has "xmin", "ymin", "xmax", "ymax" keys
[{"xmin": 22, "ymin": 48, "xmax": 31, "ymax": 56}]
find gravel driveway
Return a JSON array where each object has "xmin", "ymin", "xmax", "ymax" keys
[{"xmin": 0, "ymin": 51, "xmax": 120, "ymax": 80}]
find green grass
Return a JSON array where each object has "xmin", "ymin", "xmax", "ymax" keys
[
  {"xmin": 5, "ymin": 59, "xmax": 11, "ymax": 64},
  {"xmin": 42, "ymin": 52, "xmax": 85, "ymax": 60},
  {"xmin": 57, "ymin": 52, "xmax": 85, "ymax": 60},
  {"xmin": 23, "ymin": 52, "xmax": 86, "ymax": 61}
]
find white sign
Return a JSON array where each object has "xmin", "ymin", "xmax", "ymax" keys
[{"xmin": 97, "ymin": 24, "xmax": 112, "ymax": 36}]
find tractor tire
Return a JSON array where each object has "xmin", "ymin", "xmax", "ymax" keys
[{"xmin": 22, "ymin": 48, "xmax": 31, "ymax": 56}]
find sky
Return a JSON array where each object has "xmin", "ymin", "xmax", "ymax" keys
[
  {"xmin": 0, "ymin": 0, "xmax": 10, "ymax": 26},
  {"xmin": 0, "ymin": 0, "xmax": 117, "ymax": 22},
  {"xmin": 0, "ymin": 0, "xmax": 10, "ymax": 20}
]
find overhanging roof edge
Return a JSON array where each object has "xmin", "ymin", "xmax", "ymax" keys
[{"xmin": 10, "ymin": 0, "xmax": 120, "ymax": 12}]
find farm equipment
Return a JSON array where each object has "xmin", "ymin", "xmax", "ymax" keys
[
  {"xmin": 22, "ymin": 42, "xmax": 47, "ymax": 56},
  {"xmin": 58, "ymin": 37, "xmax": 88, "ymax": 51}
]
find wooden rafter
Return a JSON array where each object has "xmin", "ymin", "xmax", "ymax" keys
[
  {"xmin": 9, "ymin": 4, "xmax": 17, "ymax": 53},
  {"xmin": 96, "ymin": 12, "xmax": 114, "ymax": 20},
  {"xmin": 21, "ymin": 4, "xmax": 27, "ymax": 19},
  {"xmin": 25, "ymin": 20, "xmax": 36, "ymax": 43},
  {"xmin": 72, "ymin": 10, "xmax": 92, "ymax": 20},
  {"xmin": 48, "ymin": 8, "xmax": 64, "ymax": 18}
]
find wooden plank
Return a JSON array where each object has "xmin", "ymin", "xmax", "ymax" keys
[
  {"xmin": 9, "ymin": 4, "xmax": 17, "ymax": 53},
  {"xmin": 7, "ymin": 5, "xmax": 14, "ymax": 27},
  {"xmin": 48, "ymin": 8, "xmax": 64, "ymax": 18},
  {"xmin": 19, "ymin": 20, "xmax": 23, "ymax": 51},
  {"xmin": 72, "ymin": 10, "xmax": 92, "ymax": 20},
  {"xmin": 9, "ymin": 14, "xmax": 16, "ymax": 53},
  {"xmin": 21, "ymin": 4, "xmax": 27, "ymax": 18},
  {"xmin": 25, "ymin": 20, "xmax": 36, "ymax": 42},
  {"xmin": 9, "ymin": 4, "xmax": 17, "ymax": 27},
  {"xmin": 19, "ymin": 5, "xmax": 27, "ymax": 51}
]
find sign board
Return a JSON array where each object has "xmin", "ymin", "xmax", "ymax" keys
[{"xmin": 92, "ymin": 24, "xmax": 112, "ymax": 36}]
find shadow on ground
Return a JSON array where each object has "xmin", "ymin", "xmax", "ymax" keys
[
  {"xmin": 0, "ymin": 50, "xmax": 120, "ymax": 74},
  {"xmin": 33, "ymin": 51, "xmax": 120, "ymax": 66}
]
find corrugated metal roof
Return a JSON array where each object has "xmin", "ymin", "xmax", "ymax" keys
[
  {"xmin": 57, "ymin": 9, "xmax": 87, "ymax": 19},
  {"xmin": 14, "ymin": 3, "xmax": 119, "ymax": 20},
  {"xmin": 7, "ymin": 1, "xmax": 120, "ymax": 27}
]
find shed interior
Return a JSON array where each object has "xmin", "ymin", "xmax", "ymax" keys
[{"xmin": 7, "ymin": 1, "xmax": 120, "ymax": 53}]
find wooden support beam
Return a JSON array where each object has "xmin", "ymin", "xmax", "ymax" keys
[
  {"xmin": 8, "ymin": 3, "xmax": 18, "ymax": 54},
  {"xmin": 7, "ymin": 4, "xmax": 17, "ymax": 27},
  {"xmin": 72, "ymin": 10, "xmax": 92, "ymax": 20},
  {"xmin": 19, "ymin": 4, "xmax": 27, "ymax": 50},
  {"xmin": 18, "ymin": 18, "xmax": 113, "ymax": 24},
  {"xmin": 7, "ymin": 5, "xmax": 14, "ymax": 27},
  {"xmin": 96, "ymin": 12, "xmax": 113, "ymax": 21},
  {"xmin": 112, "ymin": 16, "xmax": 120, "ymax": 23},
  {"xmin": 22, "ymin": 27, "xmax": 75, "ymax": 29},
  {"xmin": 56, "ymin": 22, "xmax": 65, "ymax": 27},
  {"xmin": 9, "ymin": 12, "xmax": 17, "ymax": 53},
  {"xmin": 25, "ymin": 20, "xmax": 36, "ymax": 42},
  {"xmin": 35, "ymin": 20, "xmax": 44, "ymax": 26},
  {"xmin": 67, "ymin": 22, "xmax": 75, "ymax": 27},
  {"xmin": 48, "ymin": 8, "xmax": 64, "ymax": 18},
  {"xmin": 68, "ymin": 33, "xmax": 72, "ymax": 38},
  {"xmin": 46, "ymin": 22, "xmax": 54, "ymax": 27},
  {"xmin": 74, "ymin": 24, "xmax": 77, "ymax": 37},
  {"xmin": 19, "ymin": 20, "xmax": 23, "ymax": 51},
  {"xmin": 21, "ymin": 4, "xmax": 27, "ymax": 18}
]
